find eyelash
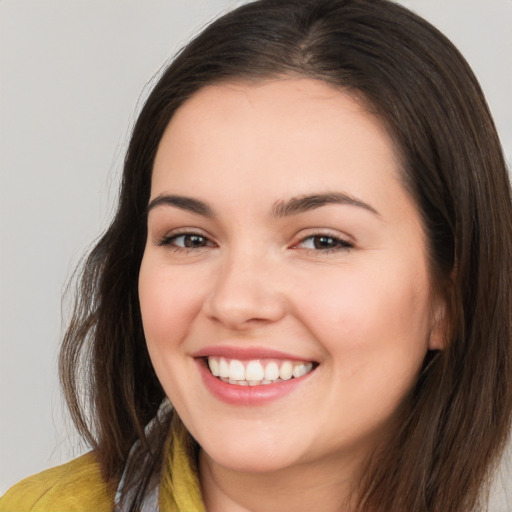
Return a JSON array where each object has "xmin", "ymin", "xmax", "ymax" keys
[
  {"xmin": 156, "ymin": 231, "xmax": 353, "ymax": 254},
  {"xmin": 157, "ymin": 232, "xmax": 214, "ymax": 251},
  {"xmin": 294, "ymin": 234, "xmax": 353, "ymax": 253}
]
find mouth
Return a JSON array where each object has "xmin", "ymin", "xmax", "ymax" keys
[
  {"xmin": 205, "ymin": 356, "xmax": 316, "ymax": 386},
  {"xmin": 193, "ymin": 346, "xmax": 319, "ymax": 404}
]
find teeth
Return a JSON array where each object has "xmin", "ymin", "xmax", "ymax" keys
[
  {"xmin": 229, "ymin": 359, "xmax": 245, "ymax": 380},
  {"xmin": 207, "ymin": 356, "xmax": 314, "ymax": 386},
  {"xmin": 292, "ymin": 363, "xmax": 306, "ymax": 378},
  {"xmin": 293, "ymin": 363, "xmax": 313, "ymax": 378},
  {"xmin": 219, "ymin": 358, "xmax": 229, "ymax": 378},
  {"xmin": 246, "ymin": 361, "xmax": 265, "ymax": 381},
  {"xmin": 279, "ymin": 361, "xmax": 293, "ymax": 380},
  {"xmin": 208, "ymin": 357, "xmax": 220, "ymax": 377},
  {"xmin": 229, "ymin": 378, "xmax": 248, "ymax": 385},
  {"xmin": 264, "ymin": 362, "xmax": 279, "ymax": 381}
]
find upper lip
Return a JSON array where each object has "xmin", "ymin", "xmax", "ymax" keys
[{"xmin": 192, "ymin": 345, "xmax": 316, "ymax": 362}]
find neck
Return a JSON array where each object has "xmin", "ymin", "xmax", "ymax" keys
[{"xmin": 199, "ymin": 448, "xmax": 359, "ymax": 512}]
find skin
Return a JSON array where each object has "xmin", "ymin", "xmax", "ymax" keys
[{"xmin": 138, "ymin": 79, "xmax": 445, "ymax": 512}]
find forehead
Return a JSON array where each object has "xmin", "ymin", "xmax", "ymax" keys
[
  {"xmin": 153, "ymin": 79, "xmax": 400, "ymax": 191},
  {"xmin": 150, "ymin": 78, "xmax": 420, "ymax": 231},
  {"xmin": 160, "ymin": 79, "xmax": 389, "ymax": 151}
]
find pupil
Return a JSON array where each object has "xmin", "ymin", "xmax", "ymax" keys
[
  {"xmin": 185, "ymin": 235, "xmax": 204, "ymax": 248},
  {"xmin": 314, "ymin": 236, "xmax": 335, "ymax": 249}
]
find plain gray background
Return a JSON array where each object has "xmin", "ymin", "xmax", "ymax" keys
[{"xmin": 1, "ymin": 0, "xmax": 511, "ymax": 508}]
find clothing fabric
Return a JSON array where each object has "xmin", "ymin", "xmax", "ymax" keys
[
  {"xmin": 0, "ymin": 433, "xmax": 204, "ymax": 512},
  {"xmin": 0, "ymin": 453, "xmax": 113, "ymax": 512}
]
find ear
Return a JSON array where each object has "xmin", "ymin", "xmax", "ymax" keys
[{"xmin": 428, "ymin": 296, "xmax": 449, "ymax": 351}]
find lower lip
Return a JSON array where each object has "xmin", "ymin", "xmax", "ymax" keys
[{"xmin": 196, "ymin": 359, "xmax": 315, "ymax": 406}]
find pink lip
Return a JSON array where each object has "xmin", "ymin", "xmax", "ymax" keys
[
  {"xmin": 192, "ymin": 345, "xmax": 313, "ymax": 361},
  {"xmin": 196, "ymin": 359, "xmax": 315, "ymax": 406}
]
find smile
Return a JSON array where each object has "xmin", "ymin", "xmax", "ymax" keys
[{"xmin": 207, "ymin": 356, "xmax": 314, "ymax": 386}]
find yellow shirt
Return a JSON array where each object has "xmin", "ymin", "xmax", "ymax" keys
[
  {"xmin": 0, "ymin": 434, "xmax": 205, "ymax": 512},
  {"xmin": 0, "ymin": 453, "xmax": 113, "ymax": 512}
]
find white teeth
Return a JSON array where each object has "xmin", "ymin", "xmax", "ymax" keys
[
  {"xmin": 264, "ymin": 362, "xmax": 279, "ymax": 381},
  {"xmin": 208, "ymin": 357, "xmax": 219, "ymax": 377},
  {"xmin": 292, "ymin": 363, "xmax": 306, "ymax": 378},
  {"xmin": 229, "ymin": 359, "xmax": 245, "ymax": 380},
  {"xmin": 219, "ymin": 358, "xmax": 229, "ymax": 378},
  {"xmin": 229, "ymin": 378, "xmax": 248, "ymax": 385},
  {"xmin": 207, "ymin": 356, "xmax": 314, "ymax": 385},
  {"xmin": 246, "ymin": 361, "xmax": 265, "ymax": 381},
  {"xmin": 279, "ymin": 361, "xmax": 293, "ymax": 380}
]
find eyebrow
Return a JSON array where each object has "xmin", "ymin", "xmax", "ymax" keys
[
  {"xmin": 147, "ymin": 194, "xmax": 214, "ymax": 217},
  {"xmin": 271, "ymin": 192, "xmax": 380, "ymax": 218},
  {"xmin": 146, "ymin": 191, "xmax": 379, "ymax": 218}
]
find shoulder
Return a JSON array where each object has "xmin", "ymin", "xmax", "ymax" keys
[{"xmin": 0, "ymin": 452, "xmax": 114, "ymax": 512}]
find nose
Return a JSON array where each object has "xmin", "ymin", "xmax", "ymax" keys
[{"xmin": 203, "ymin": 249, "xmax": 286, "ymax": 330}]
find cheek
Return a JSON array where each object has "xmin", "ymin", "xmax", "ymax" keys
[
  {"xmin": 138, "ymin": 257, "xmax": 210, "ymax": 411},
  {"xmin": 138, "ymin": 258, "xmax": 204, "ymax": 349},
  {"xmin": 301, "ymin": 263, "xmax": 432, "ymax": 434},
  {"xmin": 295, "ymin": 260, "xmax": 432, "ymax": 373}
]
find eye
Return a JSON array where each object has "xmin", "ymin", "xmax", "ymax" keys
[
  {"xmin": 158, "ymin": 232, "xmax": 215, "ymax": 250},
  {"xmin": 296, "ymin": 234, "xmax": 353, "ymax": 252}
]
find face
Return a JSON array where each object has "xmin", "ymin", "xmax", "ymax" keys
[{"xmin": 139, "ymin": 79, "xmax": 444, "ymax": 478}]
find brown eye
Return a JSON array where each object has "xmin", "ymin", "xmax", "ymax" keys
[
  {"xmin": 313, "ymin": 236, "xmax": 338, "ymax": 249},
  {"xmin": 298, "ymin": 235, "xmax": 352, "ymax": 251},
  {"xmin": 180, "ymin": 234, "xmax": 209, "ymax": 248},
  {"xmin": 158, "ymin": 233, "xmax": 214, "ymax": 249}
]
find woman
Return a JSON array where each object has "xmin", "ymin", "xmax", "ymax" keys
[{"xmin": 2, "ymin": 0, "xmax": 511, "ymax": 511}]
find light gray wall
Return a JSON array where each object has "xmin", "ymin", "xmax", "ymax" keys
[{"xmin": 1, "ymin": 1, "xmax": 511, "ymax": 508}]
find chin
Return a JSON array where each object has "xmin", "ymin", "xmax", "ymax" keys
[
  {"xmin": 194, "ymin": 423, "xmax": 307, "ymax": 474},
  {"xmin": 202, "ymin": 444, "xmax": 299, "ymax": 474}
]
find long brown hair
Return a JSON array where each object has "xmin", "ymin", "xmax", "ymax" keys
[{"xmin": 59, "ymin": 0, "xmax": 512, "ymax": 510}]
